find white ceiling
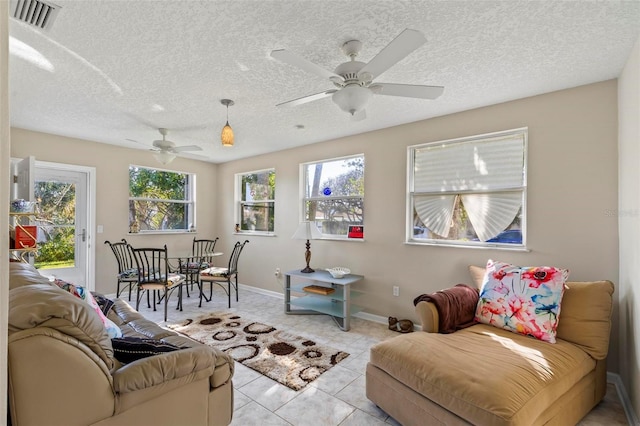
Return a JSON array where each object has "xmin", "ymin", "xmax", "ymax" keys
[{"xmin": 8, "ymin": 0, "xmax": 640, "ymax": 164}]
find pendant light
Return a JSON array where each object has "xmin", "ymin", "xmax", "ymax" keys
[{"xmin": 220, "ymin": 99, "xmax": 235, "ymax": 147}]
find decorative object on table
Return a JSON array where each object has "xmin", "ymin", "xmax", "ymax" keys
[
  {"xmin": 347, "ymin": 225, "xmax": 364, "ymax": 239},
  {"xmin": 388, "ymin": 316, "xmax": 414, "ymax": 333},
  {"xmin": 303, "ymin": 284, "xmax": 335, "ymax": 295},
  {"xmin": 169, "ymin": 312, "xmax": 349, "ymax": 391},
  {"xmin": 291, "ymin": 221, "xmax": 322, "ymax": 273},
  {"xmin": 10, "ymin": 199, "xmax": 36, "ymax": 213},
  {"xmin": 11, "ymin": 225, "xmax": 37, "ymax": 248},
  {"xmin": 220, "ymin": 99, "xmax": 235, "ymax": 147},
  {"xmin": 326, "ymin": 266, "xmax": 350, "ymax": 279}
]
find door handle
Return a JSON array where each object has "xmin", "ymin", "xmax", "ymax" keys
[{"xmin": 78, "ymin": 228, "xmax": 86, "ymax": 242}]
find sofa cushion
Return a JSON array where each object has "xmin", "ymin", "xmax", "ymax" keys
[
  {"xmin": 8, "ymin": 262, "xmax": 52, "ymax": 290},
  {"xmin": 111, "ymin": 336, "xmax": 183, "ymax": 364},
  {"xmin": 370, "ymin": 324, "xmax": 595, "ymax": 425},
  {"xmin": 469, "ymin": 265, "xmax": 615, "ymax": 359},
  {"xmin": 53, "ymin": 279, "xmax": 123, "ymax": 339},
  {"xmin": 474, "ymin": 260, "xmax": 569, "ymax": 343},
  {"xmin": 555, "ymin": 280, "xmax": 614, "ymax": 360},
  {"xmin": 92, "ymin": 292, "xmax": 115, "ymax": 315},
  {"xmin": 9, "ymin": 284, "xmax": 115, "ymax": 369}
]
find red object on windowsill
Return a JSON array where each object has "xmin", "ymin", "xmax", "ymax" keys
[
  {"xmin": 12, "ymin": 226, "xmax": 37, "ymax": 248},
  {"xmin": 348, "ymin": 226, "xmax": 364, "ymax": 239}
]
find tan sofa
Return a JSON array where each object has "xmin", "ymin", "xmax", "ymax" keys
[
  {"xmin": 366, "ymin": 269, "xmax": 614, "ymax": 426},
  {"xmin": 7, "ymin": 262, "xmax": 235, "ymax": 426}
]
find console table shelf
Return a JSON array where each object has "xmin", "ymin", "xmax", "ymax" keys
[{"xmin": 284, "ymin": 269, "xmax": 364, "ymax": 331}]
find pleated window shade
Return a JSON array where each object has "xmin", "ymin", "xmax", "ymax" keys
[{"xmin": 411, "ymin": 131, "xmax": 526, "ymax": 242}]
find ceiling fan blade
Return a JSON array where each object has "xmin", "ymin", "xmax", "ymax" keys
[
  {"xmin": 172, "ymin": 145, "xmax": 203, "ymax": 153},
  {"xmin": 271, "ymin": 49, "xmax": 344, "ymax": 83},
  {"xmin": 358, "ymin": 29, "xmax": 427, "ymax": 79},
  {"xmin": 276, "ymin": 89, "xmax": 338, "ymax": 108},
  {"xmin": 374, "ymin": 83, "xmax": 444, "ymax": 99}
]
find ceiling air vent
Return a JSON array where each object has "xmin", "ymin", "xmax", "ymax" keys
[{"xmin": 10, "ymin": 0, "xmax": 61, "ymax": 31}]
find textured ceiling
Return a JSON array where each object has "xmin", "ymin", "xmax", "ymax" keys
[{"xmin": 8, "ymin": 0, "xmax": 640, "ymax": 164}]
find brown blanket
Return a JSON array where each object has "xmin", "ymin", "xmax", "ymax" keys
[{"xmin": 413, "ymin": 284, "xmax": 479, "ymax": 333}]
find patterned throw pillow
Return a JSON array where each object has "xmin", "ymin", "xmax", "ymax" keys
[
  {"xmin": 53, "ymin": 279, "xmax": 123, "ymax": 339},
  {"xmin": 91, "ymin": 292, "xmax": 115, "ymax": 315},
  {"xmin": 111, "ymin": 337, "xmax": 182, "ymax": 364},
  {"xmin": 474, "ymin": 260, "xmax": 569, "ymax": 343}
]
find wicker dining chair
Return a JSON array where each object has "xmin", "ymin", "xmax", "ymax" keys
[{"xmin": 199, "ymin": 240, "xmax": 249, "ymax": 308}]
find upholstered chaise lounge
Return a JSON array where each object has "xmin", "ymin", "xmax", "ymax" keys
[
  {"xmin": 7, "ymin": 261, "xmax": 235, "ymax": 426},
  {"xmin": 366, "ymin": 266, "xmax": 614, "ymax": 426}
]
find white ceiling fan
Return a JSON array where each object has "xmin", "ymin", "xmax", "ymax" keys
[
  {"xmin": 270, "ymin": 28, "xmax": 444, "ymax": 120},
  {"xmin": 150, "ymin": 128, "xmax": 203, "ymax": 165}
]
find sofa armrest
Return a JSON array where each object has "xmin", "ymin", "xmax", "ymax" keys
[
  {"xmin": 112, "ymin": 345, "xmax": 217, "ymax": 393},
  {"xmin": 415, "ymin": 301, "xmax": 439, "ymax": 333}
]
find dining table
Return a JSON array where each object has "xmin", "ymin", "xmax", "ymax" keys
[{"xmin": 167, "ymin": 249, "xmax": 223, "ymax": 304}]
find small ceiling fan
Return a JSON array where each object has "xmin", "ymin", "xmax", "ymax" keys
[
  {"xmin": 150, "ymin": 128, "xmax": 202, "ymax": 164},
  {"xmin": 271, "ymin": 28, "xmax": 444, "ymax": 120}
]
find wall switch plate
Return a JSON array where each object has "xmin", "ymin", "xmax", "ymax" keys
[{"xmin": 393, "ymin": 286, "xmax": 400, "ymax": 297}]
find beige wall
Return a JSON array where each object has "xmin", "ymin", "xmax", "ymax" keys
[
  {"xmin": 9, "ymin": 80, "xmax": 622, "ymax": 378},
  {"xmin": 618, "ymin": 35, "xmax": 640, "ymax": 418},
  {"xmin": 217, "ymin": 80, "xmax": 620, "ymax": 372},
  {"xmin": 10, "ymin": 128, "xmax": 219, "ymax": 295}
]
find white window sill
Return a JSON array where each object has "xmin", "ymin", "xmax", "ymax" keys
[
  {"xmin": 404, "ymin": 241, "xmax": 530, "ymax": 252},
  {"xmin": 233, "ymin": 232, "xmax": 277, "ymax": 237},
  {"xmin": 128, "ymin": 230, "xmax": 197, "ymax": 236}
]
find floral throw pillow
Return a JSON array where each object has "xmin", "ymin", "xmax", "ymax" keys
[
  {"xmin": 474, "ymin": 260, "xmax": 569, "ymax": 343},
  {"xmin": 54, "ymin": 279, "xmax": 123, "ymax": 339}
]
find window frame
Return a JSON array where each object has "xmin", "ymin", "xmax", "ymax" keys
[
  {"xmin": 234, "ymin": 168, "xmax": 276, "ymax": 236},
  {"xmin": 300, "ymin": 154, "xmax": 365, "ymax": 240},
  {"xmin": 128, "ymin": 164, "xmax": 196, "ymax": 234},
  {"xmin": 406, "ymin": 128, "xmax": 528, "ymax": 249}
]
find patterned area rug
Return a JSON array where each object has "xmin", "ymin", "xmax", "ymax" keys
[{"xmin": 168, "ymin": 312, "xmax": 349, "ymax": 391}]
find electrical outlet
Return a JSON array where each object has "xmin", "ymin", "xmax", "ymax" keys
[
  {"xmin": 275, "ymin": 268, "xmax": 281, "ymax": 277},
  {"xmin": 393, "ymin": 286, "xmax": 400, "ymax": 297}
]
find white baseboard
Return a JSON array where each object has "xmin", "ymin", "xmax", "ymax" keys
[
  {"xmin": 607, "ymin": 372, "xmax": 639, "ymax": 426},
  {"xmin": 239, "ymin": 283, "xmax": 424, "ymax": 331}
]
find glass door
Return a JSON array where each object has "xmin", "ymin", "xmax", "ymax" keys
[{"xmin": 34, "ymin": 166, "xmax": 89, "ymax": 286}]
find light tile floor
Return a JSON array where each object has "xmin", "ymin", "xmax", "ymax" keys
[{"xmin": 135, "ymin": 285, "xmax": 629, "ymax": 426}]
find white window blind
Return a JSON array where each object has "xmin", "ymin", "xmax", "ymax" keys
[
  {"xmin": 410, "ymin": 130, "xmax": 526, "ymax": 244},
  {"xmin": 414, "ymin": 134, "xmax": 525, "ymax": 192}
]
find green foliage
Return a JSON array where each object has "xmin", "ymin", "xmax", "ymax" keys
[
  {"xmin": 36, "ymin": 227, "xmax": 75, "ymax": 265},
  {"xmin": 129, "ymin": 166, "xmax": 191, "ymax": 231},
  {"xmin": 307, "ymin": 157, "xmax": 364, "ymax": 232},
  {"xmin": 129, "ymin": 167, "xmax": 186, "ymax": 199},
  {"xmin": 34, "ymin": 181, "xmax": 76, "ymax": 267}
]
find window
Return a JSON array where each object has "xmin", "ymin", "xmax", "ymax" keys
[
  {"xmin": 302, "ymin": 154, "xmax": 364, "ymax": 238},
  {"xmin": 129, "ymin": 165, "xmax": 195, "ymax": 233},
  {"xmin": 236, "ymin": 168, "xmax": 275, "ymax": 234},
  {"xmin": 408, "ymin": 128, "xmax": 527, "ymax": 248}
]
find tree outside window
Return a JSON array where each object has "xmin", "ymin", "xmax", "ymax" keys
[
  {"xmin": 302, "ymin": 155, "xmax": 364, "ymax": 238},
  {"xmin": 129, "ymin": 166, "xmax": 195, "ymax": 233},
  {"xmin": 237, "ymin": 169, "xmax": 275, "ymax": 233}
]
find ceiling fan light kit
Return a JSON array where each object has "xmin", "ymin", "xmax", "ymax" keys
[
  {"xmin": 149, "ymin": 128, "xmax": 203, "ymax": 165},
  {"xmin": 220, "ymin": 99, "xmax": 235, "ymax": 147},
  {"xmin": 332, "ymin": 84, "xmax": 371, "ymax": 115},
  {"xmin": 270, "ymin": 28, "xmax": 444, "ymax": 118},
  {"xmin": 153, "ymin": 150, "xmax": 176, "ymax": 165}
]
